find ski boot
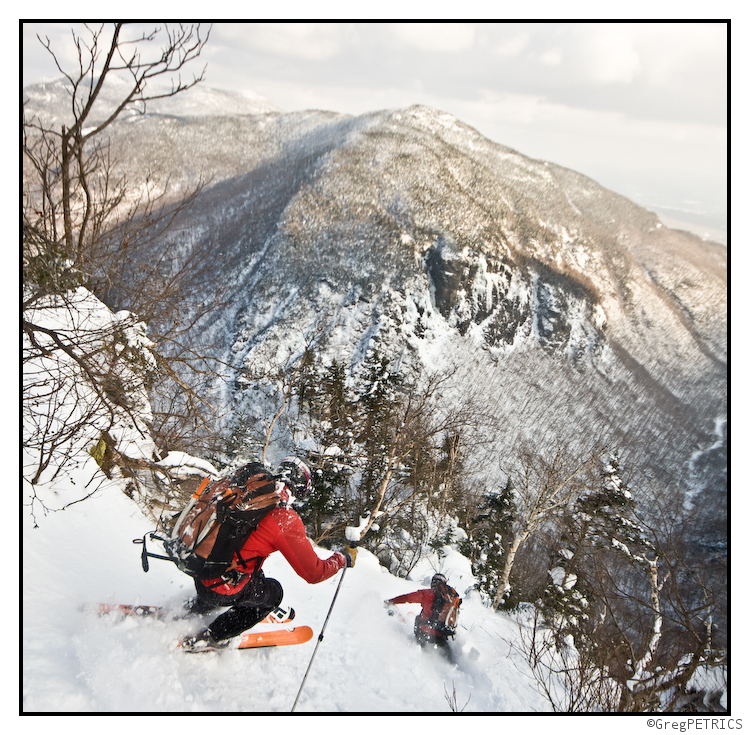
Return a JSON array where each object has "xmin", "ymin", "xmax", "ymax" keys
[{"xmin": 179, "ymin": 628, "xmax": 231, "ymax": 653}]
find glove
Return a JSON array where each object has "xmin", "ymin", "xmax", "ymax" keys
[
  {"xmin": 342, "ymin": 545, "xmax": 357, "ymax": 568},
  {"xmin": 333, "ymin": 540, "xmax": 358, "ymax": 568}
]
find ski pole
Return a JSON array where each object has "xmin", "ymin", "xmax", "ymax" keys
[{"xmin": 292, "ymin": 565, "xmax": 347, "ymax": 712}]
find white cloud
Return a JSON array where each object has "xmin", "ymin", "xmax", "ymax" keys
[
  {"xmin": 584, "ymin": 25, "xmax": 642, "ymax": 84},
  {"xmin": 637, "ymin": 23, "xmax": 726, "ymax": 87},
  {"xmin": 563, "ymin": 23, "xmax": 725, "ymax": 88},
  {"xmin": 471, "ymin": 89, "xmax": 725, "ymax": 149},
  {"xmin": 213, "ymin": 23, "xmax": 346, "ymax": 60},
  {"xmin": 493, "ymin": 32, "xmax": 530, "ymax": 57},
  {"xmin": 390, "ymin": 23, "xmax": 476, "ymax": 53},
  {"xmin": 539, "ymin": 48, "xmax": 562, "ymax": 67}
]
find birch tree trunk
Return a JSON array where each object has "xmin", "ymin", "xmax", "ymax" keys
[
  {"xmin": 358, "ymin": 443, "xmax": 399, "ymax": 539},
  {"xmin": 492, "ymin": 532, "xmax": 527, "ymax": 609}
]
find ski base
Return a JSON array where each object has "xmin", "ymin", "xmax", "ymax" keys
[
  {"xmin": 180, "ymin": 626, "xmax": 313, "ymax": 653},
  {"xmin": 93, "ymin": 603, "xmax": 167, "ymax": 619},
  {"xmin": 90, "ymin": 603, "xmax": 295, "ymax": 625},
  {"xmin": 88, "ymin": 602, "xmax": 310, "ymax": 651}
]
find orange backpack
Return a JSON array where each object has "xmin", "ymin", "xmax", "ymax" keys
[
  {"xmin": 430, "ymin": 581, "xmax": 461, "ymax": 635},
  {"xmin": 140, "ymin": 463, "xmax": 282, "ymax": 580}
]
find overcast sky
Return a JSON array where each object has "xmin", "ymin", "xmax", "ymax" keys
[{"xmin": 23, "ymin": 21, "xmax": 728, "ymax": 242}]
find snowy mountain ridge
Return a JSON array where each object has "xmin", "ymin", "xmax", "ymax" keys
[
  {"xmin": 119, "ymin": 94, "xmax": 723, "ymax": 508},
  {"xmin": 23, "ymin": 76, "xmax": 726, "ymax": 556}
]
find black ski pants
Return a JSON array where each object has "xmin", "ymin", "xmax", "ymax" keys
[
  {"xmin": 414, "ymin": 615, "xmax": 450, "ymax": 648},
  {"xmin": 189, "ymin": 570, "xmax": 283, "ymax": 641},
  {"xmin": 414, "ymin": 617, "xmax": 454, "ymax": 662}
]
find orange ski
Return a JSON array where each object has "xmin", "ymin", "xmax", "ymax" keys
[{"xmin": 237, "ymin": 625, "xmax": 313, "ymax": 649}]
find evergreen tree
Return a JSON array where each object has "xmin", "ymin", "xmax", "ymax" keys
[
  {"xmin": 541, "ymin": 451, "xmax": 652, "ymax": 649},
  {"xmin": 471, "ymin": 478, "xmax": 517, "ymax": 604},
  {"xmin": 353, "ymin": 349, "xmax": 403, "ymax": 516},
  {"xmin": 294, "ymin": 458, "xmax": 350, "ymax": 541},
  {"xmin": 295, "ymin": 345, "xmax": 321, "ymax": 417},
  {"xmin": 577, "ymin": 451, "xmax": 648, "ymax": 554},
  {"xmin": 319, "ymin": 359, "xmax": 350, "ymax": 432},
  {"xmin": 215, "ymin": 412, "xmax": 260, "ymax": 467},
  {"xmin": 295, "ymin": 358, "xmax": 355, "ymax": 540}
]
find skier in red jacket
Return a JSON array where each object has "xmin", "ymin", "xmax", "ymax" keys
[
  {"xmin": 385, "ymin": 573, "xmax": 461, "ymax": 650},
  {"xmin": 180, "ymin": 457, "xmax": 356, "ymax": 652}
]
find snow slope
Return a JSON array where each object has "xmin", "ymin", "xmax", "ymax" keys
[
  {"xmin": 23, "ymin": 460, "xmax": 550, "ymax": 714},
  {"xmin": 21, "ymin": 287, "xmax": 552, "ymax": 715}
]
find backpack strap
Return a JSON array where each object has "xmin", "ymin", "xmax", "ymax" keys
[
  {"xmin": 200, "ymin": 554, "xmax": 263, "ymax": 589},
  {"xmin": 234, "ymin": 552, "xmax": 262, "ymax": 574},
  {"xmin": 428, "ymin": 584, "xmax": 447, "ymax": 623}
]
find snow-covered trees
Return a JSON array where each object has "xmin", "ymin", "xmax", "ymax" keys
[
  {"xmin": 226, "ymin": 341, "xmax": 478, "ymax": 572},
  {"xmin": 487, "ymin": 444, "xmax": 605, "ymax": 609},
  {"xmin": 353, "ymin": 348, "xmax": 405, "ymax": 521},
  {"xmin": 23, "ymin": 24, "xmax": 222, "ymax": 501},
  {"xmin": 541, "ymin": 451, "xmax": 651, "ymax": 641},
  {"xmin": 470, "ymin": 479, "xmax": 516, "ymax": 605},
  {"xmin": 23, "ymin": 289, "xmax": 159, "ymax": 516},
  {"xmin": 514, "ymin": 451, "xmax": 726, "ymax": 712}
]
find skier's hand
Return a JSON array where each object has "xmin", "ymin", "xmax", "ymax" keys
[
  {"xmin": 342, "ymin": 545, "xmax": 357, "ymax": 568},
  {"xmin": 333, "ymin": 543, "xmax": 357, "ymax": 568}
]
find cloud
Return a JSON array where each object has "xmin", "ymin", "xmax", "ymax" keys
[
  {"xmin": 493, "ymin": 32, "xmax": 530, "ymax": 57},
  {"xmin": 636, "ymin": 23, "xmax": 726, "ymax": 87},
  {"xmin": 23, "ymin": 23, "xmax": 94, "ymax": 84},
  {"xmin": 213, "ymin": 23, "xmax": 347, "ymax": 60},
  {"xmin": 539, "ymin": 48, "xmax": 563, "ymax": 67},
  {"xmin": 558, "ymin": 23, "xmax": 725, "ymax": 88},
  {"xmin": 470, "ymin": 88, "xmax": 725, "ymax": 152},
  {"xmin": 390, "ymin": 23, "xmax": 476, "ymax": 53},
  {"xmin": 583, "ymin": 25, "xmax": 642, "ymax": 84}
]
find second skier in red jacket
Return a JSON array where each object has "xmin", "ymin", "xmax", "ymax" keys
[{"xmin": 385, "ymin": 573, "xmax": 461, "ymax": 649}]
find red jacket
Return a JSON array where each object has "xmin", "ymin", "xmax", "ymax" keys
[
  {"xmin": 388, "ymin": 588, "xmax": 438, "ymax": 617},
  {"xmin": 198, "ymin": 506, "xmax": 346, "ymax": 596},
  {"xmin": 388, "ymin": 588, "xmax": 461, "ymax": 638}
]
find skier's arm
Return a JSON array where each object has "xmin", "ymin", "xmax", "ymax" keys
[
  {"xmin": 271, "ymin": 510, "xmax": 345, "ymax": 583},
  {"xmin": 386, "ymin": 590, "xmax": 430, "ymax": 606}
]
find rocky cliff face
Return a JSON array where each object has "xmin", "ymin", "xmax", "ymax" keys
[{"xmin": 25, "ymin": 84, "xmax": 727, "ymax": 527}]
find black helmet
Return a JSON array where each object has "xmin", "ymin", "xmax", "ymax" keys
[
  {"xmin": 431, "ymin": 573, "xmax": 448, "ymax": 588},
  {"xmin": 277, "ymin": 457, "xmax": 312, "ymax": 498}
]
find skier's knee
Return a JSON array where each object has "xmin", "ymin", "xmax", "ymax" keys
[{"xmin": 266, "ymin": 578, "xmax": 283, "ymax": 609}]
